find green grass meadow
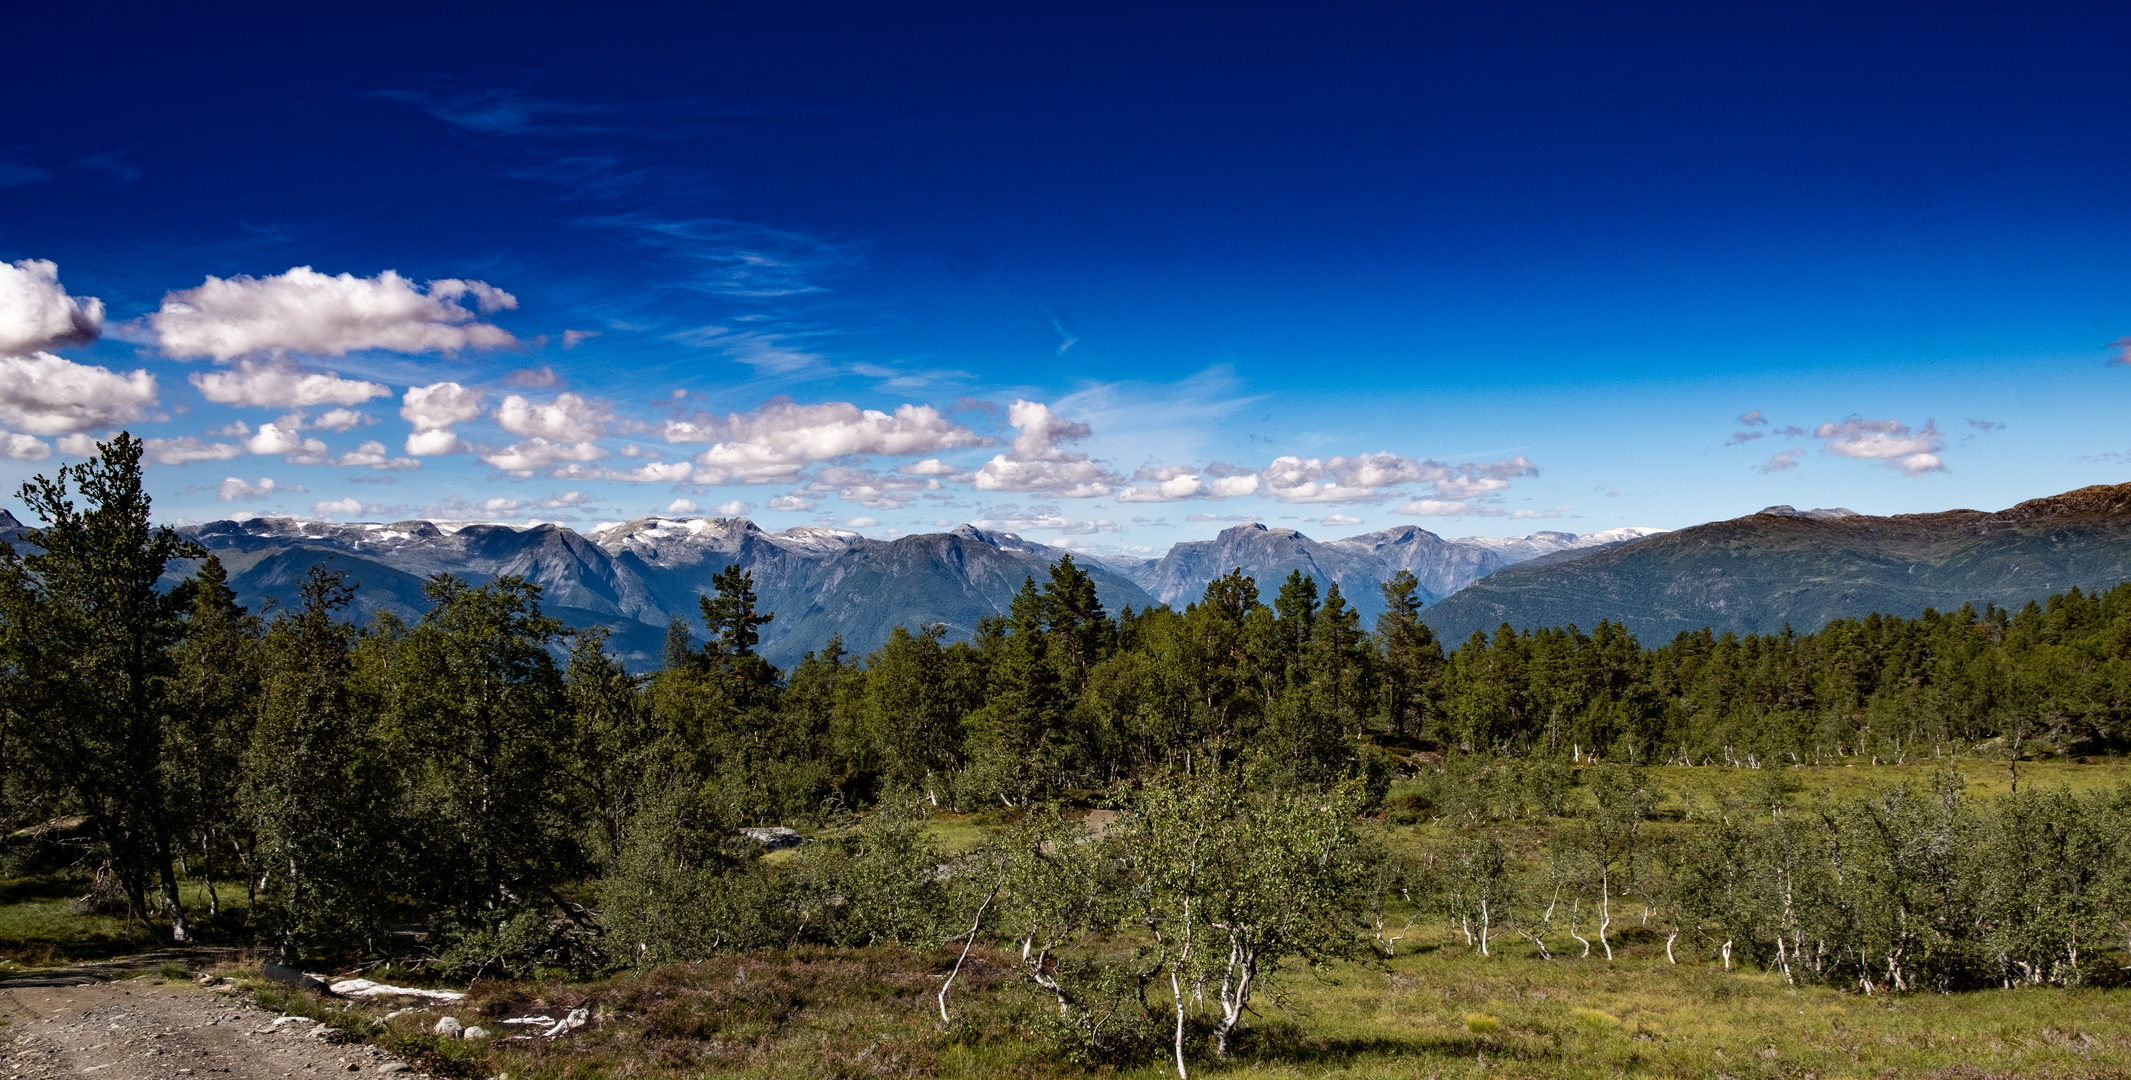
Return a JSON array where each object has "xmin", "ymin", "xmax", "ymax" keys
[{"xmin": 13, "ymin": 758, "xmax": 2131, "ymax": 1077}]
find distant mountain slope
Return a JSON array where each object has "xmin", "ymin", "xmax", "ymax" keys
[
  {"xmin": 173, "ymin": 516, "xmax": 1155, "ymax": 669},
  {"xmin": 1132, "ymin": 522, "xmax": 1663, "ymax": 620},
  {"xmin": 1420, "ymin": 483, "xmax": 2131, "ymax": 644}
]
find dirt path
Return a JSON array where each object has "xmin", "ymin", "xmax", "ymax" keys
[{"xmin": 0, "ymin": 977, "xmax": 429, "ymax": 1080}]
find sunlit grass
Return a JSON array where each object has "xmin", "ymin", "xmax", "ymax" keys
[
  {"xmin": 0, "ymin": 873, "xmax": 253, "ymax": 969},
  {"xmin": 265, "ymin": 932, "xmax": 2131, "ymax": 1080}
]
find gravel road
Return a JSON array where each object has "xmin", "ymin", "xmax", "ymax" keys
[{"xmin": 0, "ymin": 978, "xmax": 428, "ymax": 1080}]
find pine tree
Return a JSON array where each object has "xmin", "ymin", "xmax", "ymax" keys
[
  {"xmin": 967, "ymin": 577, "xmax": 1068, "ymax": 805},
  {"xmin": 1376, "ymin": 570, "xmax": 1443, "ymax": 741}
]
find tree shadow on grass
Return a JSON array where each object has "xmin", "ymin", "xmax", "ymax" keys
[{"xmin": 1235, "ymin": 1019, "xmax": 1504, "ymax": 1069}]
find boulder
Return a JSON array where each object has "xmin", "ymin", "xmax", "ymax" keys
[
  {"xmin": 433, "ymin": 1016, "xmax": 462, "ymax": 1038},
  {"xmin": 738, "ymin": 826, "xmax": 804, "ymax": 850}
]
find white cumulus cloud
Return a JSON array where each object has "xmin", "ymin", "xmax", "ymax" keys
[
  {"xmin": 971, "ymin": 399, "xmax": 1122, "ymax": 498},
  {"xmin": 1, "ymin": 432, "xmax": 52, "ymax": 461},
  {"xmin": 495, "ymin": 392, "xmax": 613, "ymax": 443},
  {"xmin": 217, "ymin": 476, "xmax": 305, "ymax": 500},
  {"xmin": 1116, "ymin": 463, "xmax": 1262, "ymax": 503},
  {"xmin": 665, "ymin": 400, "xmax": 985, "ymax": 484},
  {"xmin": 189, "ymin": 356, "xmax": 390, "ymax": 408},
  {"xmin": 666, "ymin": 499, "xmax": 700, "ymax": 514},
  {"xmin": 1814, "ymin": 418, "xmax": 1946, "ymax": 475},
  {"xmin": 715, "ymin": 500, "xmax": 753, "ymax": 516},
  {"xmin": 898, "ymin": 458, "xmax": 974, "ymax": 481},
  {"xmin": 1275, "ymin": 453, "xmax": 1538, "ymax": 505},
  {"xmin": 142, "ymin": 436, "xmax": 243, "ymax": 466},
  {"xmin": 799, "ymin": 464, "xmax": 941, "ymax": 510},
  {"xmin": 1394, "ymin": 499, "xmax": 1486, "ymax": 517},
  {"xmin": 330, "ymin": 440, "xmax": 421, "ymax": 470},
  {"xmin": 971, "ymin": 506, "xmax": 1122, "ymax": 534},
  {"xmin": 400, "ymin": 382, "xmax": 482, "ymax": 455},
  {"xmin": 482, "ymin": 437, "xmax": 609, "ymax": 477},
  {"xmin": 149, "ymin": 267, "xmax": 516, "ymax": 360},
  {"xmin": 312, "ymin": 497, "xmax": 364, "ymax": 518},
  {"xmin": 550, "ymin": 460, "xmax": 693, "ymax": 483},
  {"xmin": 1759, "ymin": 449, "xmax": 1807, "ymax": 474},
  {"xmin": 0, "ymin": 259, "xmax": 103, "ymax": 355},
  {"xmin": 311, "ymin": 408, "xmax": 373, "ymax": 431},
  {"xmin": 0, "ymin": 352, "xmax": 159, "ymax": 434},
  {"xmin": 243, "ymin": 422, "xmax": 330, "ymax": 463}
]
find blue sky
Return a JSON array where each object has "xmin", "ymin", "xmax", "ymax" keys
[{"xmin": 3, "ymin": 3, "xmax": 2128, "ymax": 554}]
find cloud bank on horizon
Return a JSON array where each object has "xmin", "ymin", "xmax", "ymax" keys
[
  {"xmin": 0, "ymin": 261, "xmax": 1581, "ymax": 533},
  {"xmin": 0, "ymin": 255, "xmax": 2039, "ymax": 542}
]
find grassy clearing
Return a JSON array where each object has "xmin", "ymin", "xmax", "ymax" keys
[
  {"xmin": 0, "ymin": 874, "xmax": 254, "ymax": 970},
  {"xmin": 229, "ymin": 933, "xmax": 2131, "ymax": 1080},
  {"xmin": 1381, "ymin": 757, "xmax": 2131, "ymax": 822},
  {"xmin": 22, "ymin": 759, "xmax": 2131, "ymax": 1076}
]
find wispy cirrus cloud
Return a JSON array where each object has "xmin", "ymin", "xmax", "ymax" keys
[
  {"xmin": 589, "ymin": 215, "xmax": 860, "ymax": 299},
  {"xmin": 370, "ymin": 89, "xmax": 614, "ymax": 136},
  {"xmin": 669, "ymin": 325, "xmax": 827, "ymax": 374},
  {"xmin": 1759, "ymin": 448, "xmax": 1807, "ymax": 473}
]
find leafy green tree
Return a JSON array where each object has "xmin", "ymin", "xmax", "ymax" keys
[
  {"xmin": 1270, "ymin": 570, "xmax": 1320, "ymax": 681},
  {"xmin": 1579, "ymin": 762, "xmax": 1657, "ymax": 960},
  {"xmin": 562, "ymin": 627, "xmax": 655, "ymax": 869},
  {"xmin": 795, "ymin": 794, "xmax": 948, "ymax": 947},
  {"xmin": 1444, "ymin": 833, "xmax": 1511, "ymax": 955},
  {"xmin": 851, "ymin": 625, "xmax": 969, "ymax": 803},
  {"xmin": 164, "ymin": 553, "xmax": 260, "ymax": 919},
  {"xmin": 1124, "ymin": 763, "xmax": 1369, "ymax": 1070},
  {"xmin": 382, "ymin": 574, "xmax": 575, "ymax": 916},
  {"xmin": 243, "ymin": 567, "xmax": 398, "ymax": 961},
  {"xmin": 1974, "ymin": 785, "xmax": 2114, "ymax": 987},
  {"xmin": 597, "ymin": 784, "xmax": 785, "ymax": 964},
  {"xmin": 0, "ymin": 434, "xmax": 202, "ymax": 940}
]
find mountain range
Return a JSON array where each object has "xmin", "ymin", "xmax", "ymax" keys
[
  {"xmin": 1120, "ymin": 523, "xmax": 1662, "ymax": 611},
  {"xmin": 1419, "ymin": 483, "xmax": 2131, "ymax": 643},
  {"xmin": 0, "ymin": 508, "xmax": 1650, "ymax": 667},
  {"xmin": 5, "ymin": 481, "xmax": 2128, "ymax": 664}
]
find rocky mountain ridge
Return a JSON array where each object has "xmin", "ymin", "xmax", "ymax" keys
[
  {"xmin": 1126, "ymin": 521, "xmax": 1663, "ymax": 616},
  {"xmin": 142, "ymin": 514, "xmax": 1655, "ymax": 667}
]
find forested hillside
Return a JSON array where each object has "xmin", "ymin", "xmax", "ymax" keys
[
  {"xmin": 6, "ymin": 436, "xmax": 2131, "ymax": 1075},
  {"xmin": 1424, "ymin": 484, "xmax": 2131, "ymax": 643}
]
